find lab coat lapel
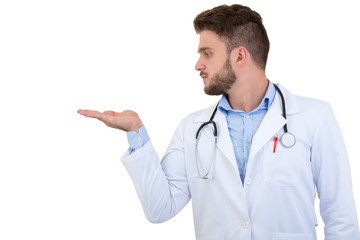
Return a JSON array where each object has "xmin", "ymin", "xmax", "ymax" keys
[
  {"xmin": 248, "ymin": 94, "xmax": 286, "ymax": 161},
  {"xmin": 248, "ymin": 84, "xmax": 300, "ymax": 161},
  {"xmin": 194, "ymin": 103, "xmax": 238, "ymax": 173},
  {"xmin": 213, "ymin": 111, "xmax": 238, "ymax": 171}
]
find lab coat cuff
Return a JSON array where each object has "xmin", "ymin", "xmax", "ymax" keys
[{"xmin": 121, "ymin": 140, "xmax": 155, "ymax": 166}]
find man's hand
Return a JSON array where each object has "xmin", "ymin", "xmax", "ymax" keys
[{"xmin": 77, "ymin": 109, "xmax": 143, "ymax": 132}]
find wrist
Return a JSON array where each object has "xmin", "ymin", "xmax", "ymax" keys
[{"xmin": 129, "ymin": 121, "xmax": 143, "ymax": 133}]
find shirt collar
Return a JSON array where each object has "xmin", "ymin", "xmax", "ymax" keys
[{"xmin": 218, "ymin": 80, "xmax": 276, "ymax": 115}]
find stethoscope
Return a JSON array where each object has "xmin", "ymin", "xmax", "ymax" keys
[{"xmin": 194, "ymin": 83, "xmax": 296, "ymax": 180}]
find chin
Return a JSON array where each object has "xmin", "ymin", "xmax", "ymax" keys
[{"xmin": 204, "ymin": 87, "xmax": 223, "ymax": 96}]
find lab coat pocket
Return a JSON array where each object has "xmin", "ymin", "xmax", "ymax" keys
[
  {"xmin": 272, "ymin": 232, "xmax": 313, "ymax": 240},
  {"xmin": 263, "ymin": 139, "xmax": 308, "ymax": 187},
  {"xmin": 196, "ymin": 234, "xmax": 224, "ymax": 240}
]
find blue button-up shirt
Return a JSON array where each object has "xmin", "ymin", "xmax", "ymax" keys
[
  {"xmin": 218, "ymin": 81, "xmax": 276, "ymax": 184},
  {"xmin": 127, "ymin": 81, "xmax": 276, "ymax": 184}
]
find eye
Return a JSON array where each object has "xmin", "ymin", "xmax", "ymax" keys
[{"xmin": 204, "ymin": 52, "xmax": 212, "ymax": 57}]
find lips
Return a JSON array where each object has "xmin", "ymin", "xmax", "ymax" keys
[{"xmin": 200, "ymin": 71, "xmax": 208, "ymax": 79}]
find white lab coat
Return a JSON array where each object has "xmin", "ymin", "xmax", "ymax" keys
[{"xmin": 121, "ymin": 85, "xmax": 360, "ymax": 240}]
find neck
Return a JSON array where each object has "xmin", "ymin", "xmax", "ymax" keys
[{"xmin": 226, "ymin": 72, "xmax": 268, "ymax": 113}]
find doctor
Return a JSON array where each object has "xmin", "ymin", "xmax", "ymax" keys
[{"xmin": 78, "ymin": 4, "xmax": 360, "ymax": 240}]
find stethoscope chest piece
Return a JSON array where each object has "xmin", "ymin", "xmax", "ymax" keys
[{"xmin": 280, "ymin": 132, "xmax": 296, "ymax": 148}]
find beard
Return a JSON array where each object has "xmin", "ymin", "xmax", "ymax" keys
[{"xmin": 202, "ymin": 58, "xmax": 236, "ymax": 96}]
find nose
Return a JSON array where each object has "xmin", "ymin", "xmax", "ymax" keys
[{"xmin": 195, "ymin": 58, "xmax": 205, "ymax": 71}]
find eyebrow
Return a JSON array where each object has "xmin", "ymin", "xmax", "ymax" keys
[{"xmin": 198, "ymin": 47, "xmax": 213, "ymax": 53}]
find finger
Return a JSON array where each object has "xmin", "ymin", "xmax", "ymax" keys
[
  {"xmin": 77, "ymin": 109, "xmax": 103, "ymax": 120},
  {"xmin": 77, "ymin": 109, "xmax": 88, "ymax": 116}
]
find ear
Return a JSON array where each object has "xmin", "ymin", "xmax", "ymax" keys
[{"xmin": 234, "ymin": 47, "xmax": 249, "ymax": 67}]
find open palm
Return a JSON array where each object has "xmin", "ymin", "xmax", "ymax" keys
[{"xmin": 77, "ymin": 109, "xmax": 143, "ymax": 132}]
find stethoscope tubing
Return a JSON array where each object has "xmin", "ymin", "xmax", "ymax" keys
[
  {"xmin": 194, "ymin": 83, "xmax": 296, "ymax": 179},
  {"xmin": 273, "ymin": 84, "xmax": 288, "ymax": 133}
]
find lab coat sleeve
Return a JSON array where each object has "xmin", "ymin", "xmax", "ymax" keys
[
  {"xmin": 121, "ymin": 121, "xmax": 190, "ymax": 223},
  {"xmin": 310, "ymin": 103, "xmax": 360, "ymax": 240}
]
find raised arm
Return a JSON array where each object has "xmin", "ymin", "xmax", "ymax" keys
[{"xmin": 77, "ymin": 108, "xmax": 191, "ymax": 223}]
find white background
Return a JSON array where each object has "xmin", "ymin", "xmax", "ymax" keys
[{"xmin": 1, "ymin": 0, "xmax": 359, "ymax": 239}]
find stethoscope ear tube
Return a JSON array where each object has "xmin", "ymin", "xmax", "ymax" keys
[
  {"xmin": 195, "ymin": 102, "xmax": 220, "ymax": 140},
  {"xmin": 195, "ymin": 132, "xmax": 216, "ymax": 180},
  {"xmin": 194, "ymin": 102, "xmax": 220, "ymax": 180},
  {"xmin": 196, "ymin": 121, "xmax": 217, "ymax": 139}
]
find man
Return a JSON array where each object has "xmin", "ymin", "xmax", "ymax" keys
[{"xmin": 78, "ymin": 4, "xmax": 359, "ymax": 240}]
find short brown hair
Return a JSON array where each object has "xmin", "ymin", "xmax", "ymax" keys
[{"xmin": 194, "ymin": 4, "xmax": 270, "ymax": 70}]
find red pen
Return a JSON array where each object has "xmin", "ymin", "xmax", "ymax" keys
[{"xmin": 273, "ymin": 134, "xmax": 278, "ymax": 153}]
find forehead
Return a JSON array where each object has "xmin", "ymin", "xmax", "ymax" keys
[{"xmin": 198, "ymin": 30, "xmax": 226, "ymax": 52}]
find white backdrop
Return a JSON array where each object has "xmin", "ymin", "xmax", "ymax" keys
[{"xmin": 1, "ymin": 0, "xmax": 359, "ymax": 239}]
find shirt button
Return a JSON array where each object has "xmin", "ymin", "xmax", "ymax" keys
[
  {"xmin": 245, "ymin": 143, "xmax": 249, "ymax": 147},
  {"xmin": 245, "ymin": 178, "xmax": 252, "ymax": 185},
  {"xmin": 137, "ymin": 137, "xmax": 142, "ymax": 141},
  {"xmin": 245, "ymin": 115, "xmax": 250, "ymax": 119},
  {"xmin": 243, "ymin": 221, "xmax": 249, "ymax": 228}
]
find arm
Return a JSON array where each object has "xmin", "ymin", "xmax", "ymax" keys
[
  {"xmin": 77, "ymin": 109, "xmax": 191, "ymax": 223},
  {"xmin": 310, "ymin": 104, "xmax": 360, "ymax": 240},
  {"xmin": 121, "ymin": 120, "xmax": 190, "ymax": 223}
]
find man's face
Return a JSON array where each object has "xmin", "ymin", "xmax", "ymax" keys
[{"xmin": 195, "ymin": 30, "xmax": 236, "ymax": 95}]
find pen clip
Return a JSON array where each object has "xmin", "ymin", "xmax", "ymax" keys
[{"xmin": 273, "ymin": 134, "xmax": 278, "ymax": 153}]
